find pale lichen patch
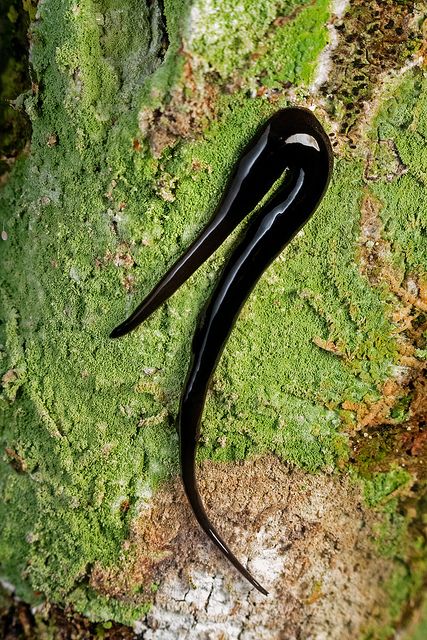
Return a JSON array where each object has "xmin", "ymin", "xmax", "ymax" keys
[{"xmin": 309, "ymin": 0, "xmax": 350, "ymax": 93}]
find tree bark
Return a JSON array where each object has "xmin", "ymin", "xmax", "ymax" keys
[{"xmin": 1, "ymin": 0, "xmax": 427, "ymax": 638}]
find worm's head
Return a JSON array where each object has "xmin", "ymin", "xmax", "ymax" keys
[{"xmin": 268, "ymin": 107, "xmax": 334, "ymax": 181}]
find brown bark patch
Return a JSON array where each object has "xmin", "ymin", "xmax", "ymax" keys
[{"xmin": 90, "ymin": 456, "xmax": 395, "ymax": 639}]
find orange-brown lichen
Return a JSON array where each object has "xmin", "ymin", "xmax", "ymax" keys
[
  {"xmin": 102, "ymin": 244, "xmax": 136, "ymax": 270},
  {"xmin": 347, "ymin": 187, "xmax": 427, "ymax": 476}
]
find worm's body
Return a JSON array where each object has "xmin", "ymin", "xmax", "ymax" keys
[{"xmin": 111, "ymin": 107, "xmax": 333, "ymax": 595}]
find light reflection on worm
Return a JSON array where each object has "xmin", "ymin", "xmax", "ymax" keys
[{"xmin": 111, "ymin": 107, "xmax": 333, "ymax": 595}]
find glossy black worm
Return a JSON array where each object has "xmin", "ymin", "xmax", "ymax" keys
[{"xmin": 110, "ymin": 107, "xmax": 333, "ymax": 595}]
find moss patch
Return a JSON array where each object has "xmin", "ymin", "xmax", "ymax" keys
[
  {"xmin": 0, "ymin": 0, "xmax": 335, "ymax": 619},
  {"xmin": 0, "ymin": 0, "xmax": 426, "ymax": 627}
]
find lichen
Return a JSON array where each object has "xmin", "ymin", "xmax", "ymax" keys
[{"xmin": 318, "ymin": 0, "xmax": 422, "ymax": 140}]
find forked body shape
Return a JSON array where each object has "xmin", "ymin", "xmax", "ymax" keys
[{"xmin": 111, "ymin": 107, "xmax": 333, "ymax": 595}]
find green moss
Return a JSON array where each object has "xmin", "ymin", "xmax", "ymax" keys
[
  {"xmin": 67, "ymin": 586, "xmax": 150, "ymax": 626},
  {"xmin": 358, "ymin": 468, "xmax": 412, "ymax": 569},
  {"xmin": 403, "ymin": 597, "xmax": 427, "ymax": 640},
  {"xmin": 188, "ymin": 0, "xmax": 325, "ymax": 81},
  {"xmin": 358, "ymin": 468, "xmax": 427, "ymax": 640},
  {"xmin": 361, "ymin": 536, "xmax": 427, "ymax": 640},
  {"xmin": 246, "ymin": 0, "xmax": 330, "ymax": 90},
  {"xmin": 362, "ymin": 468, "xmax": 411, "ymax": 509},
  {"xmin": 368, "ymin": 70, "xmax": 427, "ymax": 274},
  {"xmin": 0, "ymin": 0, "xmax": 426, "ymax": 625},
  {"xmin": 390, "ymin": 394, "xmax": 412, "ymax": 421}
]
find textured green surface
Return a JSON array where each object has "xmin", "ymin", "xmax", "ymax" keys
[
  {"xmin": 359, "ymin": 466, "xmax": 425, "ymax": 640},
  {"xmin": 405, "ymin": 597, "xmax": 427, "ymax": 640},
  {"xmin": 0, "ymin": 0, "xmax": 426, "ymax": 629}
]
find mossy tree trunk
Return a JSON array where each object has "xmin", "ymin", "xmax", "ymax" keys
[{"xmin": 1, "ymin": 1, "xmax": 427, "ymax": 638}]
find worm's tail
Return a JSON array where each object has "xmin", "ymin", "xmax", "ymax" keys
[{"xmin": 180, "ymin": 423, "xmax": 269, "ymax": 596}]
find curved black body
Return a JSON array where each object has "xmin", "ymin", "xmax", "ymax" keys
[{"xmin": 110, "ymin": 107, "xmax": 334, "ymax": 595}]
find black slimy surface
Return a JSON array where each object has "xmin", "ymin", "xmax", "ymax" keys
[{"xmin": 111, "ymin": 107, "xmax": 334, "ymax": 595}]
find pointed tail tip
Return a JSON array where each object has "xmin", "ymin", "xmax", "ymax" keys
[
  {"xmin": 109, "ymin": 325, "xmax": 126, "ymax": 339},
  {"xmin": 247, "ymin": 572, "xmax": 268, "ymax": 595},
  {"xmin": 254, "ymin": 581, "xmax": 269, "ymax": 596},
  {"xmin": 110, "ymin": 308, "xmax": 151, "ymax": 339}
]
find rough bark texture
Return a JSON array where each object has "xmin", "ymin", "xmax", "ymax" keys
[{"xmin": 1, "ymin": 0, "xmax": 427, "ymax": 638}]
